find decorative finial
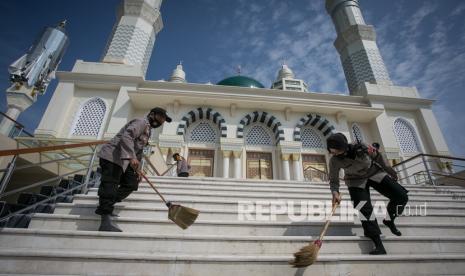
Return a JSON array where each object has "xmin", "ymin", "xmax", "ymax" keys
[
  {"xmin": 58, "ymin": 20, "xmax": 67, "ymax": 28},
  {"xmin": 170, "ymin": 62, "xmax": 186, "ymax": 83},
  {"xmin": 236, "ymin": 65, "xmax": 242, "ymax": 75}
]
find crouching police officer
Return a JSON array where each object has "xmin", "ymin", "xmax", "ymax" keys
[
  {"xmin": 327, "ymin": 133, "xmax": 409, "ymax": 255},
  {"xmin": 95, "ymin": 107, "xmax": 172, "ymax": 232}
]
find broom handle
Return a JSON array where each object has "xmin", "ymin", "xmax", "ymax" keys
[
  {"xmin": 138, "ymin": 171, "xmax": 169, "ymax": 205},
  {"xmin": 318, "ymin": 202, "xmax": 340, "ymax": 241}
]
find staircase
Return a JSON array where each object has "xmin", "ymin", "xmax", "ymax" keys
[{"xmin": 1, "ymin": 176, "xmax": 465, "ymax": 275}]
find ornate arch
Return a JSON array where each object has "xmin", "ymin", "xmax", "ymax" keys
[
  {"xmin": 71, "ymin": 97, "xmax": 106, "ymax": 137},
  {"xmin": 294, "ymin": 113, "xmax": 335, "ymax": 141},
  {"xmin": 351, "ymin": 123, "xmax": 365, "ymax": 142},
  {"xmin": 237, "ymin": 111, "xmax": 285, "ymax": 144},
  {"xmin": 393, "ymin": 118, "xmax": 422, "ymax": 154},
  {"xmin": 177, "ymin": 107, "xmax": 227, "ymax": 138}
]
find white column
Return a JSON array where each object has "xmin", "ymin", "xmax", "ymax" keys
[
  {"xmin": 0, "ymin": 107, "xmax": 21, "ymax": 136},
  {"xmin": 102, "ymin": 0, "xmax": 164, "ymax": 77},
  {"xmin": 292, "ymin": 153, "xmax": 302, "ymax": 181},
  {"xmin": 0, "ymin": 86, "xmax": 35, "ymax": 136},
  {"xmin": 233, "ymin": 151, "xmax": 242, "ymax": 179},
  {"xmin": 160, "ymin": 148, "xmax": 169, "ymax": 163},
  {"xmin": 282, "ymin": 154, "xmax": 290, "ymax": 181},
  {"xmin": 222, "ymin": 151, "xmax": 231, "ymax": 178},
  {"xmin": 417, "ymin": 108, "xmax": 450, "ymax": 155}
]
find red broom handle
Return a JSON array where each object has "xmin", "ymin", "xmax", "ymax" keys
[
  {"xmin": 138, "ymin": 171, "xmax": 169, "ymax": 205},
  {"xmin": 318, "ymin": 202, "xmax": 340, "ymax": 241}
]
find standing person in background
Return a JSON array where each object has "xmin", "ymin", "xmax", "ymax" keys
[
  {"xmin": 96, "ymin": 107, "xmax": 172, "ymax": 232},
  {"xmin": 173, "ymin": 153, "xmax": 190, "ymax": 177}
]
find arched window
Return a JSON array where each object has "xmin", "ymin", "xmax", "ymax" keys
[
  {"xmin": 393, "ymin": 118, "xmax": 422, "ymax": 154},
  {"xmin": 301, "ymin": 126, "xmax": 325, "ymax": 149},
  {"xmin": 188, "ymin": 120, "xmax": 219, "ymax": 144},
  {"xmin": 71, "ymin": 98, "xmax": 106, "ymax": 137},
  {"xmin": 245, "ymin": 124, "xmax": 273, "ymax": 146},
  {"xmin": 351, "ymin": 123, "xmax": 364, "ymax": 142}
]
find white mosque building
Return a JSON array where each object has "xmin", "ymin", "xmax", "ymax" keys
[{"xmin": 34, "ymin": 0, "xmax": 450, "ymax": 181}]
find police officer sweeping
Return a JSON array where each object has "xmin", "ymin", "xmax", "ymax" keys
[
  {"xmin": 327, "ymin": 133, "xmax": 409, "ymax": 255},
  {"xmin": 95, "ymin": 107, "xmax": 172, "ymax": 232}
]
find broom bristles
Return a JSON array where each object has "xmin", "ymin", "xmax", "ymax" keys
[
  {"xmin": 168, "ymin": 204, "xmax": 200, "ymax": 230},
  {"xmin": 289, "ymin": 240, "xmax": 322, "ymax": 268}
]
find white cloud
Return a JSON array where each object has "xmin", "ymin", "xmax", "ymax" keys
[
  {"xmin": 429, "ymin": 21, "xmax": 448, "ymax": 54},
  {"xmin": 407, "ymin": 2, "xmax": 437, "ymax": 33},
  {"xmin": 250, "ymin": 3, "xmax": 263, "ymax": 13},
  {"xmin": 451, "ymin": 3, "xmax": 465, "ymax": 16},
  {"xmin": 271, "ymin": 2, "xmax": 288, "ymax": 22}
]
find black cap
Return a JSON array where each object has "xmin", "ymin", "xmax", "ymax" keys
[
  {"xmin": 150, "ymin": 107, "xmax": 172, "ymax": 123},
  {"xmin": 326, "ymin": 133, "xmax": 348, "ymax": 152}
]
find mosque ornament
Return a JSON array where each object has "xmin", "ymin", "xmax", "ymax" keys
[{"xmin": 8, "ymin": 20, "xmax": 69, "ymax": 96}]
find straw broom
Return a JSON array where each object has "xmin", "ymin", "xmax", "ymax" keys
[
  {"xmin": 289, "ymin": 201, "xmax": 340, "ymax": 267},
  {"xmin": 138, "ymin": 171, "xmax": 200, "ymax": 229}
]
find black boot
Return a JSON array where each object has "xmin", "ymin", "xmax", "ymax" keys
[
  {"xmin": 383, "ymin": 219, "xmax": 402, "ymax": 236},
  {"xmin": 369, "ymin": 235, "xmax": 387, "ymax": 255},
  {"xmin": 95, "ymin": 208, "xmax": 119, "ymax": 217},
  {"xmin": 98, "ymin": 214, "xmax": 122, "ymax": 232}
]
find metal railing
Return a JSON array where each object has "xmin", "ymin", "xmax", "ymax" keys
[
  {"xmin": 0, "ymin": 136, "xmax": 180, "ymax": 227},
  {"xmin": 0, "ymin": 140, "xmax": 106, "ymax": 195},
  {"xmin": 303, "ymin": 164, "xmax": 329, "ymax": 182},
  {"xmin": 0, "ymin": 176, "xmax": 99, "ymax": 225},
  {"xmin": 0, "ymin": 111, "xmax": 34, "ymax": 138},
  {"xmin": 301, "ymin": 153, "xmax": 465, "ymax": 188},
  {"xmin": 392, "ymin": 153, "xmax": 465, "ymax": 186},
  {"xmin": 0, "ymin": 139, "xmax": 109, "ymax": 227},
  {"xmin": 142, "ymin": 155, "xmax": 176, "ymax": 177}
]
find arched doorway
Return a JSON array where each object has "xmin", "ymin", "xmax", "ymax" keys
[
  {"xmin": 294, "ymin": 113, "xmax": 335, "ymax": 182},
  {"xmin": 177, "ymin": 107, "xmax": 227, "ymax": 177},
  {"xmin": 238, "ymin": 111, "xmax": 284, "ymax": 180}
]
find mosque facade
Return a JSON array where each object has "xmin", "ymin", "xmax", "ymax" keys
[{"xmin": 34, "ymin": 0, "xmax": 450, "ymax": 182}]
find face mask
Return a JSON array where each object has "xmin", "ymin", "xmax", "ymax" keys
[{"xmin": 149, "ymin": 115, "xmax": 162, "ymax": 128}]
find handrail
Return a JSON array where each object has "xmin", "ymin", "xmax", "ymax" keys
[
  {"xmin": 163, "ymin": 164, "xmax": 176, "ymax": 177},
  {"xmin": 0, "ymin": 178, "xmax": 96, "ymax": 224},
  {"xmin": 303, "ymin": 154, "xmax": 464, "ymax": 186},
  {"xmin": 0, "ymin": 111, "xmax": 34, "ymax": 137},
  {"xmin": 431, "ymin": 171, "xmax": 465, "ymax": 182},
  {"xmin": 393, "ymin": 153, "xmax": 465, "ymax": 168},
  {"xmin": 393, "ymin": 160, "xmax": 424, "ymax": 172},
  {"xmin": 0, "ymin": 153, "xmax": 91, "ymax": 173},
  {"xmin": 143, "ymin": 155, "xmax": 176, "ymax": 177},
  {"xmin": 0, "ymin": 140, "xmax": 107, "ymax": 157},
  {"xmin": 0, "ymin": 111, "xmax": 25, "ymax": 129},
  {"xmin": 303, "ymin": 164, "xmax": 327, "ymax": 175},
  {"xmin": 0, "ymin": 167, "xmax": 91, "ymax": 199}
]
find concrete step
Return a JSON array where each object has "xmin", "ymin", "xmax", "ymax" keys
[
  {"xmin": 74, "ymin": 194, "xmax": 465, "ymax": 209},
  {"xmin": 86, "ymin": 187, "xmax": 465, "ymax": 202},
  {"xmin": 89, "ymin": 184, "xmax": 465, "ymax": 203},
  {"xmin": 138, "ymin": 178, "xmax": 465, "ymax": 194},
  {"xmin": 0, "ymin": 248, "xmax": 464, "ymax": 276},
  {"xmin": 54, "ymin": 203, "xmax": 465, "ymax": 223},
  {"xmin": 146, "ymin": 176, "xmax": 465, "ymax": 192},
  {"xmin": 1, "ymin": 228, "xmax": 465, "ymax": 256},
  {"xmin": 28, "ymin": 214, "xmax": 465, "ymax": 236},
  {"xmin": 133, "ymin": 182, "xmax": 465, "ymax": 198}
]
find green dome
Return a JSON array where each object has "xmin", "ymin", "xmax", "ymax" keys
[{"xmin": 217, "ymin": 75, "xmax": 265, "ymax": 88}]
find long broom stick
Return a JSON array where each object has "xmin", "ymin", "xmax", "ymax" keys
[
  {"xmin": 138, "ymin": 171, "xmax": 199, "ymax": 229},
  {"xmin": 289, "ymin": 201, "xmax": 340, "ymax": 267}
]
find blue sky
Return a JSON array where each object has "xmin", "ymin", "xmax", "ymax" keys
[{"xmin": 1, "ymin": 0, "xmax": 464, "ymax": 157}]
